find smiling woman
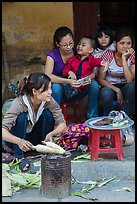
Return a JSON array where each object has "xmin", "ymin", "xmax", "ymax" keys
[
  {"xmin": 2, "ymin": 72, "xmax": 67, "ymax": 161},
  {"xmin": 44, "ymin": 26, "xmax": 76, "ymax": 104}
]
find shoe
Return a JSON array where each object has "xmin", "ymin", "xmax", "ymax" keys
[
  {"xmin": 77, "ymin": 144, "xmax": 88, "ymax": 153},
  {"xmin": 19, "ymin": 158, "xmax": 31, "ymax": 172},
  {"xmin": 122, "ymin": 134, "xmax": 134, "ymax": 146}
]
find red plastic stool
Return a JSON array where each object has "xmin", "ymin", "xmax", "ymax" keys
[
  {"xmin": 88, "ymin": 128, "xmax": 124, "ymax": 161},
  {"xmin": 60, "ymin": 100, "xmax": 78, "ymax": 124}
]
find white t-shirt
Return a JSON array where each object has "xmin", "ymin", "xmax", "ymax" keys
[{"xmin": 101, "ymin": 50, "xmax": 135, "ymax": 84}]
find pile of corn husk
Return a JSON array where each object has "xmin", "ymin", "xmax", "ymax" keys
[{"xmin": 2, "ymin": 161, "xmax": 41, "ymax": 196}]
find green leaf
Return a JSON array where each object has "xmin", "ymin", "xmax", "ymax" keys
[
  {"xmin": 71, "ymin": 191, "xmax": 97, "ymax": 201},
  {"xmin": 97, "ymin": 177, "xmax": 116, "ymax": 187},
  {"xmin": 73, "ymin": 153, "xmax": 90, "ymax": 160},
  {"xmin": 2, "ymin": 163, "xmax": 10, "ymax": 171},
  {"xmin": 6, "ymin": 173, "xmax": 28, "ymax": 185}
]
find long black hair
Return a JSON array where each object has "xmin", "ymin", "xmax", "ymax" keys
[{"xmin": 95, "ymin": 25, "xmax": 114, "ymax": 49}]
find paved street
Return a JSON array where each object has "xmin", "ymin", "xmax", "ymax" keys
[{"xmin": 2, "ymin": 131, "xmax": 135, "ymax": 202}]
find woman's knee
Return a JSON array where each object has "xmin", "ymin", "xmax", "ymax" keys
[
  {"xmin": 52, "ymin": 83, "xmax": 63, "ymax": 103},
  {"xmin": 16, "ymin": 113, "xmax": 27, "ymax": 125},
  {"xmin": 91, "ymin": 79, "xmax": 99, "ymax": 89},
  {"xmin": 41, "ymin": 109, "xmax": 55, "ymax": 133},
  {"xmin": 52, "ymin": 83, "xmax": 63, "ymax": 94},
  {"xmin": 42, "ymin": 109, "xmax": 54, "ymax": 122},
  {"xmin": 100, "ymin": 87, "xmax": 113, "ymax": 98},
  {"xmin": 88, "ymin": 79, "xmax": 100, "ymax": 94},
  {"xmin": 10, "ymin": 113, "xmax": 27, "ymax": 136},
  {"xmin": 125, "ymin": 82, "xmax": 135, "ymax": 93}
]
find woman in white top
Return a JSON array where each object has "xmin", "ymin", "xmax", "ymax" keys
[{"xmin": 98, "ymin": 28, "xmax": 135, "ymax": 118}]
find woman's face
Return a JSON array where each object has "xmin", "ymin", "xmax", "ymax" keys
[
  {"xmin": 115, "ymin": 36, "xmax": 132, "ymax": 54},
  {"xmin": 57, "ymin": 34, "xmax": 74, "ymax": 54},
  {"xmin": 34, "ymin": 82, "xmax": 52, "ymax": 102}
]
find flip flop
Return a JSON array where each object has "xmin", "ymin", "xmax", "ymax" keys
[{"xmin": 19, "ymin": 158, "xmax": 31, "ymax": 172}]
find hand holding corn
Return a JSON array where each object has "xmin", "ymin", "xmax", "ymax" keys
[{"xmin": 44, "ymin": 132, "xmax": 53, "ymax": 142}]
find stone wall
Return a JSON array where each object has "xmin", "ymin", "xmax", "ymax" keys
[{"xmin": 2, "ymin": 2, "xmax": 73, "ymax": 102}]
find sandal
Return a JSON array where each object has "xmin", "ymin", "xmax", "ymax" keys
[{"xmin": 19, "ymin": 158, "xmax": 31, "ymax": 172}]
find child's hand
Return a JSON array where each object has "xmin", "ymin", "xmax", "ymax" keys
[
  {"xmin": 101, "ymin": 60, "xmax": 109, "ymax": 72},
  {"xmin": 68, "ymin": 71, "xmax": 77, "ymax": 80}
]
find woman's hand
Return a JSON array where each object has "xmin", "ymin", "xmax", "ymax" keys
[
  {"xmin": 44, "ymin": 132, "xmax": 53, "ymax": 142},
  {"xmin": 69, "ymin": 78, "xmax": 77, "ymax": 86},
  {"xmin": 18, "ymin": 138, "xmax": 33, "ymax": 152},
  {"xmin": 71, "ymin": 81, "xmax": 82, "ymax": 88},
  {"xmin": 122, "ymin": 48, "xmax": 134, "ymax": 59},
  {"xmin": 116, "ymin": 88, "xmax": 124, "ymax": 105}
]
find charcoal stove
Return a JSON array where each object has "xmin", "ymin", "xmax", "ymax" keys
[{"xmin": 40, "ymin": 151, "xmax": 71, "ymax": 198}]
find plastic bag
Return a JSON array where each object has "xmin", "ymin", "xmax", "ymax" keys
[{"xmin": 108, "ymin": 110, "xmax": 134, "ymax": 146}]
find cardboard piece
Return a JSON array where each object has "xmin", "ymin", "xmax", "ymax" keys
[{"xmin": 2, "ymin": 175, "xmax": 12, "ymax": 197}]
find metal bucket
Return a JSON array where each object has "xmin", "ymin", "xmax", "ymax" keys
[{"xmin": 40, "ymin": 151, "xmax": 71, "ymax": 198}]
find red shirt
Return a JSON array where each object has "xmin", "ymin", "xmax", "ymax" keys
[{"xmin": 62, "ymin": 54, "xmax": 102, "ymax": 78}]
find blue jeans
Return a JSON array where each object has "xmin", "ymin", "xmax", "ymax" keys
[
  {"xmin": 5, "ymin": 109, "xmax": 55, "ymax": 159},
  {"xmin": 52, "ymin": 83, "xmax": 64, "ymax": 104},
  {"xmin": 75, "ymin": 79, "xmax": 100, "ymax": 119},
  {"xmin": 100, "ymin": 82, "xmax": 135, "ymax": 117}
]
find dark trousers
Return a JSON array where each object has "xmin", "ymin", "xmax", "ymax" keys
[
  {"xmin": 5, "ymin": 109, "xmax": 55, "ymax": 158},
  {"xmin": 100, "ymin": 82, "xmax": 135, "ymax": 117}
]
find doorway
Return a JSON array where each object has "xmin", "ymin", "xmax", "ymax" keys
[{"xmin": 73, "ymin": 2, "xmax": 135, "ymax": 42}]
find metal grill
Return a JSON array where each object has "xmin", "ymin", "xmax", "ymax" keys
[{"xmin": 40, "ymin": 152, "xmax": 71, "ymax": 198}]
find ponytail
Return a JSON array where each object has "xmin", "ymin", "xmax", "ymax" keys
[{"xmin": 18, "ymin": 76, "xmax": 28, "ymax": 96}]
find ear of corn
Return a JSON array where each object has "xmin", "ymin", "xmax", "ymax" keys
[
  {"xmin": 42, "ymin": 141, "xmax": 65, "ymax": 153},
  {"xmin": 31, "ymin": 144, "xmax": 65, "ymax": 154}
]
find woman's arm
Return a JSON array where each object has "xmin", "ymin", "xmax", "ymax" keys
[
  {"xmin": 44, "ymin": 56, "xmax": 75, "ymax": 84},
  {"xmin": 2, "ymin": 128, "xmax": 33, "ymax": 152},
  {"xmin": 98, "ymin": 67, "xmax": 119, "ymax": 92},
  {"xmin": 44, "ymin": 123, "xmax": 67, "ymax": 142},
  {"xmin": 98, "ymin": 67, "xmax": 123, "ymax": 105}
]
